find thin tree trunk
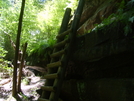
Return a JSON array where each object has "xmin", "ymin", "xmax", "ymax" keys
[
  {"xmin": 12, "ymin": 0, "xmax": 26, "ymax": 98},
  {"xmin": 18, "ymin": 42, "xmax": 27, "ymax": 93}
]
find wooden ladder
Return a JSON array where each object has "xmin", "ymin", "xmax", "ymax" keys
[{"xmin": 38, "ymin": 0, "xmax": 85, "ymax": 101}]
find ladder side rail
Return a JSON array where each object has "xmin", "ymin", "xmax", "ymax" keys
[{"xmin": 49, "ymin": 0, "xmax": 85, "ymax": 101}]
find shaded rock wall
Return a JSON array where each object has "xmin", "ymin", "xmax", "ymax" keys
[
  {"xmin": 62, "ymin": 79, "xmax": 134, "ymax": 101},
  {"xmin": 61, "ymin": 0, "xmax": 134, "ymax": 101},
  {"xmin": 73, "ymin": 22, "xmax": 134, "ymax": 62}
]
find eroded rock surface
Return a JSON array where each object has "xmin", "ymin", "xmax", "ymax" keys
[{"xmin": 77, "ymin": 0, "xmax": 122, "ymax": 35}]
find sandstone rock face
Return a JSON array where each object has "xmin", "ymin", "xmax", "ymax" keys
[
  {"xmin": 74, "ymin": 24, "xmax": 134, "ymax": 62},
  {"xmin": 77, "ymin": 0, "xmax": 122, "ymax": 35},
  {"xmin": 62, "ymin": 0, "xmax": 134, "ymax": 101}
]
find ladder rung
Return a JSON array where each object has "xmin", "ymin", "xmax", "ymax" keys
[
  {"xmin": 47, "ymin": 61, "xmax": 61, "ymax": 68},
  {"xmin": 53, "ymin": 38, "xmax": 69, "ymax": 48},
  {"xmin": 41, "ymin": 86, "xmax": 54, "ymax": 91},
  {"xmin": 56, "ymin": 28, "xmax": 71, "ymax": 39},
  {"xmin": 44, "ymin": 73, "xmax": 58, "ymax": 79},
  {"xmin": 38, "ymin": 98, "xmax": 50, "ymax": 101},
  {"xmin": 50, "ymin": 49, "xmax": 65, "ymax": 58}
]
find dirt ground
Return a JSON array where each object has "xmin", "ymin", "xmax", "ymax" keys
[{"xmin": 0, "ymin": 67, "xmax": 45, "ymax": 101}]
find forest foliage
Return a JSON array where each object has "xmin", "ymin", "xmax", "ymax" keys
[
  {"xmin": 1, "ymin": 0, "xmax": 133, "ymax": 67},
  {"xmin": 0, "ymin": 0, "xmax": 77, "ymax": 66}
]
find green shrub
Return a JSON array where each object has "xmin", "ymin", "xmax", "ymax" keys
[{"xmin": 0, "ymin": 47, "xmax": 12, "ymax": 75}]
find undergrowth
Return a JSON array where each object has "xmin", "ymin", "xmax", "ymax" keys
[{"xmin": 0, "ymin": 47, "xmax": 12, "ymax": 75}]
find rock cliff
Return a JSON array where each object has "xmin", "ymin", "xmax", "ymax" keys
[{"xmin": 62, "ymin": 0, "xmax": 134, "ymax": 101}]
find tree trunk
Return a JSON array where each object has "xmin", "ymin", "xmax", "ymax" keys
[
  {"xmin": 17, "ymin": 42, "xmax": 27, "ymax": 93},
  {"xmin": 12, "ymin": 0, "xmax": 26, "ymax": 98}
]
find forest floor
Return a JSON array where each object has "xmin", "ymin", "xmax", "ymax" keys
[{"xmin": 0, "ymin": 66, "xmax": 46, "ymax": 101}]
